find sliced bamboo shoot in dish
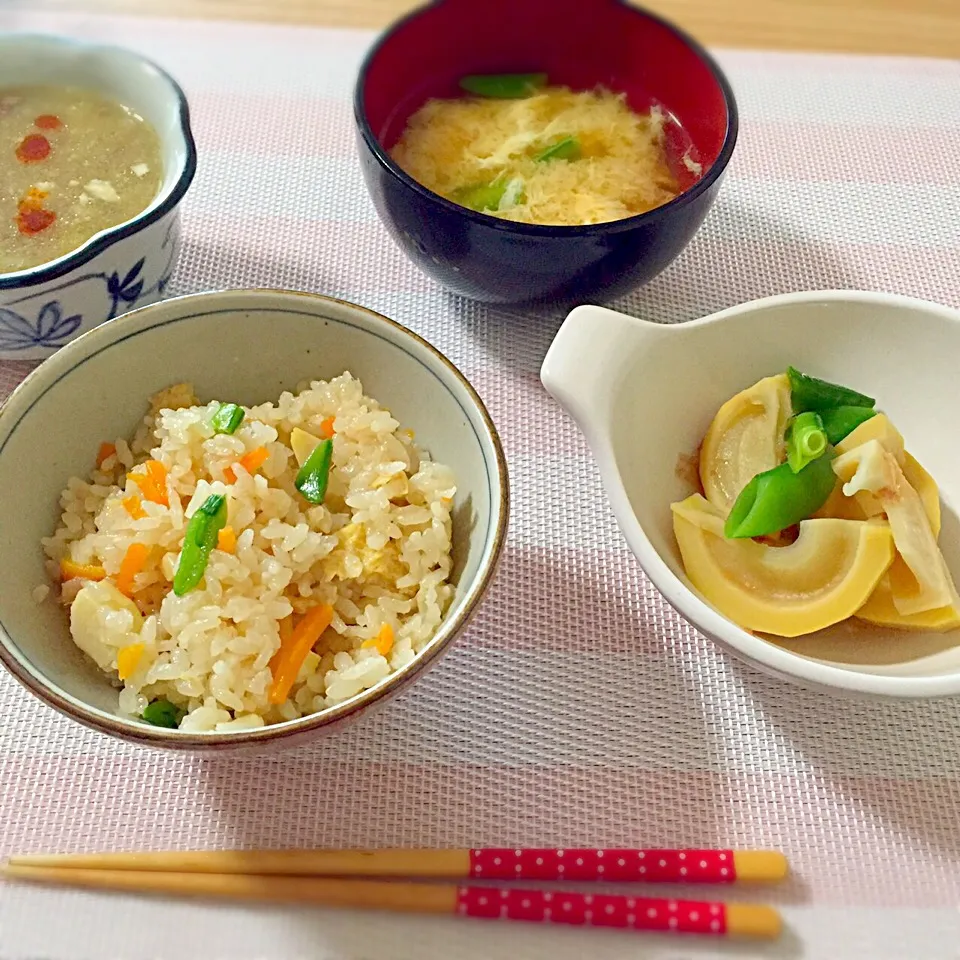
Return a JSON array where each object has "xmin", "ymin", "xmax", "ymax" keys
[
  {"xmin": 903, "ymin": 453, "xmax": 941, "ymax": 537},
  {"xmin": 834, "ymin": 440, "xmax": 959, "ymax": 616},
  {"xmin": 831, "ymin": 415, "xmax": 941, "ymax": 527},
  {"xmin": 815, "ymin": 415, "xmax": 903, "ymax": 521},
  {"xmin": 834, "ymin": 412, "xmax": 904, "ymax": 457},
  {"xmin": 699, "ymin": 374, "xmax": 793, "ymax": 512},
  {"xmin": 817, "ymin": 423, "xmax": 939, "ymax": 542},
  {"xmin": 815, "ymin": 480, "xmax": 868, "ymax": 522},
  {"xmin": 857, "ymin": 556, "xmax": 960, "ymax": 631},
  {"xmin": 671, "ymin": 493, "xmax": 895, "ymax": 637},
  {"xmin": 817, "ymin": 451, "xmax": 940, "ymax": 530}
]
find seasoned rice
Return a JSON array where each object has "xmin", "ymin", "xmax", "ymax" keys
[{"xmin": 41, "ymin": 373, "xmax": 456, "ymax": 732}]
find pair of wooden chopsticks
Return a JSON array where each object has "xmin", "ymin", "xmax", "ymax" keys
[{"xmin": 3, "ymin": 847, "xmax": 788, "ymax": 940}]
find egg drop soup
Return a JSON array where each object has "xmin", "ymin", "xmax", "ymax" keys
[{"xmin": 391, "ymin": 82, "xmax": 683, "ymax": 227}]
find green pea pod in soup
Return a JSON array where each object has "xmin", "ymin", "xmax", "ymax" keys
[
  {"xmin": 536, "ymin": 136, "xmax": 581, "ymax": 162},
  {"xmin": 453, "ymin": 180, "xmax": 509, "ymax": 212},
  {"xmin": 458, "ymin": 72, "xmax": 548, "ymax": 98}
]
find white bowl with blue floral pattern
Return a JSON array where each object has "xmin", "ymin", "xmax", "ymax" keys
[{"xmin": 0, "ymin": 35, "xmax": 196, "ymax": 360}]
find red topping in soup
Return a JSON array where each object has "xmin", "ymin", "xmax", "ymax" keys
[
  {"xmin": 17, "ymin": 205, "xmax": 56, "ymax": 234},
  {"xmin": 15, "ymin": 187, "xmax": 56, "ymax": 235},
  {"xmin": 16, "ymin": 133, "xmax": 51, "ymax": 163}
]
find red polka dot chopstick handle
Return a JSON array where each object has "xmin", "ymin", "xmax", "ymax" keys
[
  {"xmin": 458, "ymin": 887, "xmax": 781, "ymax": 939},
  {"xmin": 469, "ymin": 848, "xmax": 787, "ymax": 884}
]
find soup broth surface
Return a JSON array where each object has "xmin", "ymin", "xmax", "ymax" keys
[{"xmin": 0, "ymin": 85, "xmax": 163, "ymax": 273}]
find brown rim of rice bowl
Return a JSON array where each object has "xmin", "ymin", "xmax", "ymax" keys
[{"xmin": 0, "ymin": 289, "xmax": 510, "ymax": 749}]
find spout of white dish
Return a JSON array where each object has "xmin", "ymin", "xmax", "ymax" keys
[{"xmin": 540, "ymin": 304, "xmax": 667, "ymax": 446}]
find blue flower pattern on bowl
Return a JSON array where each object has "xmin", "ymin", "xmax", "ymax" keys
[
  {"xmin": 0, "ymin": 301, "xmax": 83, "ymax": 352},
  {"xmin": 106, "ymin": 259, "xmax": 146, "ymax": 319},
  {"xmin": 0, "ymin": 217, "xmax": 180, "ymax": 353}
]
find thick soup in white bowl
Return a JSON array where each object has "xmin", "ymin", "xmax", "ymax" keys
[
  {"xmin": 0, "ymin": 35, "xmax": 195, "ymax": 360},
  {"xmin": 0, "ymin": 85, "xmax": 163, "ymax": 273}
]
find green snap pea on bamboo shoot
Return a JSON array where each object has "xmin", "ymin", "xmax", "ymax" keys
[
  {"xmin": 211, "ymin": 402, "xmax": 245, "ymax": 435},
  {"xmin": 295, "ymin": 438, "xmax": 333, "ymax": 504},
  {"xmin": 787, "ymin": 366, "xmax": 875, "ymax": 412},
  {"xmin": 173, "ymin": 494, "xmax": 228, "ymax": 596},
  {"xmin": 818, "ymin": 405, "xmax": 876, "ymax": 444},
  {"xmin": 458, "ymin": 73, "xmax": 548, "ymax": 98},
  {"xmin": 723, "ymin": 368, "xmax": 879, "ymax": 538},
  {"xmin": 785, "ymin": 411, "xmax": 828, "ymax": 474},
  {"xmin": 724, "ymin": 453, "xmax": 837, "ymax": 540}
]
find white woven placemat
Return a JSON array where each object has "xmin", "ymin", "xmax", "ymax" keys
[{"xmin": 1, "ymin": 12, "xmax": 959, "ymax": 959}]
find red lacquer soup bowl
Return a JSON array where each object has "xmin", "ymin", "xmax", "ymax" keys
[{"xmin": 354, "ymin": 0, "xmax": 738, "ymax": 305}]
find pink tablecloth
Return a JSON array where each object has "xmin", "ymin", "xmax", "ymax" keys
[{"xmin": 1, "ymin": 12, "xmax": 959, "ymax": 960}]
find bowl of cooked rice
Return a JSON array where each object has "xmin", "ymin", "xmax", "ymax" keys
[
  {"xmin": 0, "ymin": 289, "xmax": 508, "ymax": 748},
  {"xmin": 354, "ymin": 0, "xmax": 737, "ymax": 305}
]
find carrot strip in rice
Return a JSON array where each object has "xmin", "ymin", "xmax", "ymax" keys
[
  {"xmin": 223, "ymin": 446, "xmax": 269, "ymax": 484},
  {"xmin": 96, "ymin": 442, "xmax": 116, "ymax": 468},
  {"xmin": 217, "ymin": 526, "xmax": 237, "ymax": 553},
  {"xmin": 362, "ymin": 623, "xmax": 394, "ymax": 656},
  {"xmin": 60, "ymin": 558, "xmax": 106, "ymax": 582},
  {"xmin": 268, "ymin": 604, "xmax": 334, "ymax": 704},
  {"xmin": 122, "ymin": 496, "xmax": 146, "ymax": 520},
  {"xmin": 117, "ymin": 642, "xmax": 145, "ymax": 680},
  {"xmin": 116, "ymin": 543, "xmax": 150, "ymax": 597},
  {"xmin": 128, "ymin": 460, "xmax": 168, "ymax": 506}
]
